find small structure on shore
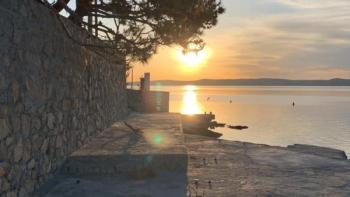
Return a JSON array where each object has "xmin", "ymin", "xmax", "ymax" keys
[
  {"xmin": 181, "ymin": 112, "xmax": 250, "ymax": 137},
  {"xmin": 127, "ymin": 73, "xmax": 170, "ymax": 113},
  {"xmin": 181, "ymin": 113, "xmax": 223, "ymax": 138}
]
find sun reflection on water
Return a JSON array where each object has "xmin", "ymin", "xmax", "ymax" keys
[{"xmin": 181, "ymin": 85, "xmax": 203, "ymax": 115}]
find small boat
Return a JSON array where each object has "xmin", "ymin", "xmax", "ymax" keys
[{"xmin": 227, "ymin": 125, "xmax": 248, "ymax": 130}]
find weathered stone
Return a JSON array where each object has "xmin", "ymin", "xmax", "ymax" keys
[
  {"xmin": 32, "ymin": 137, "xmax": 42, "ymax": 153},
  {"xmin": 18, "ymin": 188, "xmax": 27, "ymax": 197},
  {"xmin": 0, "ymin": 72, "xmax": 5, "ymax": 90},
  {"xmin": 1, "ymin": 178, "xmax": 10, "ymax": 191},
  {"xmin": 0, "ymin": 105, "xmax": 8, "ymax": 118},
  {"xmin": 287, "ymin": 144, "xmax": 348, "ymax": 160},
  {"xmin": 24, "ymin": 179, "xmax": 35, "ymax": 193},
  {"xmin": 6, "ymin": 191, "xmax": 17, "ymax": 197},
  {"xmin": 31, "ymin": 117, "xmax": 41, "ymax": 130},
  {"xmin": 0, "ymin": 118, "xmax": 11, "ymax": 140},
  {"xmin": 87, "ymin": 124, "xmax": 95, "ymax": 136},
  {"xmin": 57, "ymin": 112, "xmax": 63, "ymax": 124},
  {"xmin": 0, "ymin": 169, "xmax": 6, "ymax": 177},
  {"xmin": 62, "ymin": 99, "xmax": 72, "ymax": 111},
  {"xmin": 5, "ymin": 137, "xmax": 13, "ymax": 146},
  {"xmin": 56, "ymin": 136, "xmax": 63, "ymax": 148},
  {"xmin": 25, "ymin": 76, "xmax": 34, "ymax": 94},
  {"xmin": 21, "ymin": 114, "xmax": 31, "ymax": 137},
  {"xmin": 0, "ymin": 143, "xmax": 7, "ymax": 161},
  {"xmin": 13, "ymin": 140, "xmax": 23, "ymax": 162},
  {"xmin": 72, "ymin": 116, "xmax": 78, "ymax": 129},
  {"xmin": 47, "ymin": 113, "xmax": 55, "ymax": 130},
  {"xmin": 11, "ymin": 115, "xmax": 21, "ymax": 133},
  {"xmin": 0, "ymin": 178, "xmax": 3, "ymax": 192},
  {"xmin": 11, "ymin": 81, "xmax": 20, "ymax": 104},
  {"xmin": 27, "ymin": 159, "xmax": 35, "ymax": 170},
  {"xmin": 41, "ymin": 139, "xmax": 49, "ymax": 154},
  {"xmin": 22, "ymin": 142, "xmax": 31, "ymax": 162},
  {"xmin": 0, "ymin": 162, "xmax": 9, "ymax": 177}
]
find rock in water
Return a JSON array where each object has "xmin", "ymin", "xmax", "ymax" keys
[{"xmin": 228, "ymin": 125, "xmax": 248, "ymax": 130}]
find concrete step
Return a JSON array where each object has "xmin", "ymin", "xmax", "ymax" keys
[{"xmin": 60, "ymin": 113, "xmax": 188, "ymax": 177}]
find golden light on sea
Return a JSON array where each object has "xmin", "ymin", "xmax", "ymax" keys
[{"xmin": 181, "ymin": 85, "xmax": 203, "ymax": 115}]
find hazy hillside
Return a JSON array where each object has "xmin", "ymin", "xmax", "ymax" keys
[{"xmin": 146, "ymin": 78, "xmax": 350, "ymax": 86}]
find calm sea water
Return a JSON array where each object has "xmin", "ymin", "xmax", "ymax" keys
[{"xmin": 152, "ymin": 85, "xmax": 350, "ymax": 155}]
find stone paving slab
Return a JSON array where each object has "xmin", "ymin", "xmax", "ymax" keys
[
  {"xmin": 37, "ymin": 172, "xmax": 187, "ymax": 197},
  {"xmin": 185, "ymin": 135, "xmax": 350, "ymax": 197},
  {"xmin": 60, "ymin": 113, "xmax": 187, "ymax": 176},
  {"xmin": 37, "ymin": 113, "xmax": 350, "ymax": 197}
]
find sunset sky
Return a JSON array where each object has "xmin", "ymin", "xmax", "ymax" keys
[
  {"xmin": 133, "ymin": 0, "xmax": 350, "ymax": 81},
  {"xmin": 61, "ymin": 0, "xmax": 350, "ymax": 81}
]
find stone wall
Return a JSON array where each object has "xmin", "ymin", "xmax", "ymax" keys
[
  {"xmin": 127, "ymin": 89, "xmax": 169, "ymax": 113},
  {"xmin": 0, "ymin": 1, "xmax": 128, "ymax": 196}
]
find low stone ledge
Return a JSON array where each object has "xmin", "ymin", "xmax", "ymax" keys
[{"xmin": 287, "ymin": 144, "xmax": 348, "ymax": 160}]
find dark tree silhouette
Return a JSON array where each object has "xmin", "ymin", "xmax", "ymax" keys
[{"xmin": 50, "ymin": 0, "xmax": 224, "ymax": 63}]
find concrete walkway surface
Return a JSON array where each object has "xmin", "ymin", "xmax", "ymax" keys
[{"xmin": 35, "ymin": 113, "xmax": 350, "ymax": 197}]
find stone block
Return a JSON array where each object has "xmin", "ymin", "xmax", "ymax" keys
[
  {"xmin": 1, "ymin": 178, "xmax": 10, "ymax": 191},
  {"xmin": 0, "ymin": 72, "xmax": 6, "ymax": 90},
  {"xmin": 6, "ymin": 190, "xmax": 17, "ymax": 197},
  {"xmin": 27, "ymin": 159, "xmax": 35, "ymax": 170},
  {"xmin": 41, "ymin": 139, "xmax": 49, "ymax": 154},
  {"xmin": 10, "ymin": 80, "xmax": 20, "ymax": 104},
  {"xmin": 0, "ymin": 105, "xmax": 8, "ymax": 118},
  {"xmin": 47, "ymin": 113, "xmax": 55, "ymax": 130},
  {"xmin": 10, "ymin": 115, "xmax": 21, "ymax": 134},
  {"xmin": 62, "ymin": 99, "xmax": 72, "ymax": 111},
  {"xmin": 31, "ymin": 117, "xmax": 41, "ymax": 131},
  {"xmin": 13, "ymin": 140, "xmax": 23, "ymax": 162},
  {"xmin": 56, "ymin": 136, "xmax": 63, "ymax": 148},
  {"xmin": 0, "ymin": 118, "xmax": 11, "ymax": 140},
  {"xmin": 0, "ymin": 162, "xmax": 9, "ymax": 177},
  {"xmin": 24, "ymin": 179, "xmax": 35, "ymax": 194},
  {"xmin": 21, "ymin": 114, "xmax": 31, "ymax": 137},
  {"xmin": 0, "ymin": 143, "xmax": 7, "ymax": 161},
  {"xmin": 5, "ymin": 137, "xmax": 13, "ymax": 146}
]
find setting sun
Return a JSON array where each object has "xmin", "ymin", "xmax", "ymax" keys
[{"xmin": 177, "ymin": 49, "xmax": 209, "ymax": 67}]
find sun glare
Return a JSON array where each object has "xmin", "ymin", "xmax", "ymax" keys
[{"xmin": 177, "ymin": 49, "xmax": 209, "ymax": 68}]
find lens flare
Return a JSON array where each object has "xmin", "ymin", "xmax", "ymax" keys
[{"xmin": 143, "ymin": 129, "xmax": 173, "ymax": 148}]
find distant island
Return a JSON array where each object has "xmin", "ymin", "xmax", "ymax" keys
[{"xmin": 145, "ymin": 78, "xmax": 350, "ymax": 86}]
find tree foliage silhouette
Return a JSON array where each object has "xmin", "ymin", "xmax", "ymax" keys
[{"xmin": 52, "ymin": 0, "xmax": 224, "ymax": 63}]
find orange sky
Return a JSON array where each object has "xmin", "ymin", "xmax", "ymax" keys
[{"xmin": 132, "ymin": 0, "xmax": 350, "ymax": 81}]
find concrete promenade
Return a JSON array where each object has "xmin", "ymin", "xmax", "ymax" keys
[{"xmin": 36, "ymin": 113, "xmax": 350, "ymax": 197}]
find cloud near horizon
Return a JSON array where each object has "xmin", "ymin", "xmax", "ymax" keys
[{"xmin": 134, "ymin": 0, "xmax": 350, "ymax": 80}]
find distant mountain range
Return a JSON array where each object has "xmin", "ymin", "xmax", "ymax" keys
[{"xmin": 147, "ymin": 78, "xmax": 350, "ymax": 86}]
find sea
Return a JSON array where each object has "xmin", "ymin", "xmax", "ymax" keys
[{"xmin": 151, "ymin": 85, "xmax": 350, "ymax": 156}]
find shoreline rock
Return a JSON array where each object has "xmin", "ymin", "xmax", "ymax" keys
[
  {"xmin": 287, "ymin": 144, "xmax": 348, "ymax": 160},
  {"xmin": 185, "ymin": 133, "xmax": 349, "ymax": 160}
]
